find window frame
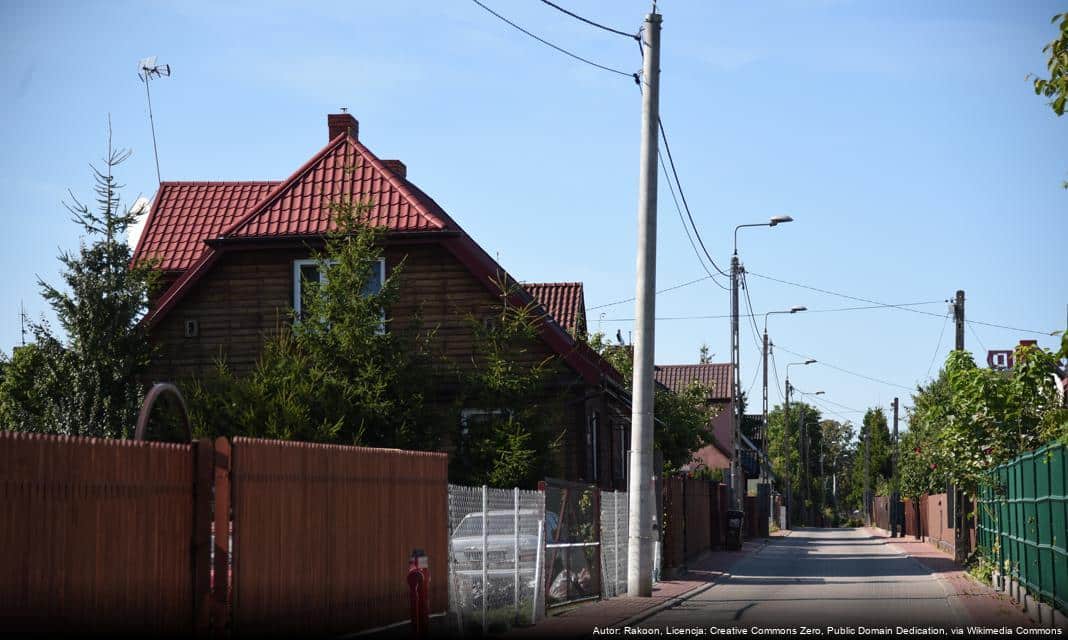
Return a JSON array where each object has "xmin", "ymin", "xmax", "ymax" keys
[{"xmin": 292, "ymin": 257, "xmax": 386, "ymax": 327}]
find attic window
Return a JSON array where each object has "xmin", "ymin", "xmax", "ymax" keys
[{"xmin": 292, "ymin": 258, "xmax": 384, "ymax": 322}]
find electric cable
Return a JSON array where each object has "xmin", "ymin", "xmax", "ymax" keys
[
  {"xmin": 587, "ymin": 275, "xmax": 714, "ymax": 311},
  {"xmin": 748, "ymin": 270, "xmax": 1054, "ymax": 336},
  {"xmin": 470, "ymin": 0, "xmax": 635, "ymax": 77},
  {"xmin": 926, "ymin": 311, "xmax": 951, "ymax": 379},
  {"xmin": 537, "ymin": 0, "xmax": 639, "ymax": 40},
  {"xmin": 774, "ymin": 343, "xmax": 914, "ymax": 392}
]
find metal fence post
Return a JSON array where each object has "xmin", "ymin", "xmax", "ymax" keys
[
  {"xmin": 481, "ymin": 485, "xmax": 488, "ymax": 634},
  {"xmin": 614, "ymin": 491, "xmax": 620, "ymax": 596},
  {"xmin": 532, "ymin": 520, "xmax": 544, "ymax": 623},
  {"xmin": 513, "ymin": 487, "xmax": 520, "ymax": 623}
]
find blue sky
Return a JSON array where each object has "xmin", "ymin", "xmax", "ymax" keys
[{"xmin": 2, "ymin": 1, "xmax": 1065, "ymax": 430}]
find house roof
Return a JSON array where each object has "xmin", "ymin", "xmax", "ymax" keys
[
  {"xmin": 654, "ymin": 363, "xmax": 732, "ymax": 401},
  {"xmin": 133, "ymin": 181, "xmax": 279, "ymax": 272},
  {"xmin": 524, "ymin": 282, "xmax": 585, "ymax": 336},
  {"xmin": 222, "ymin": 133, "xmax": 458, "ymax": 239},
  {"xmin": 137, "ymin": 114, "xmax": 625, "ymax": 389}
]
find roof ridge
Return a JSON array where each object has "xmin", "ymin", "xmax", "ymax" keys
[
  {"xmin": 349, "ymin": 138, "xmax": 451, "ymax": 231},
  {"xmin": 217, "ymin": 133, "xmax": 352, "ymax": 239},
  {"xmin": 159, "ymin": 180, "xmax": 281, "ymax": 185}
]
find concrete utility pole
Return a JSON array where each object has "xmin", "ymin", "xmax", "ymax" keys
[
  {"xmin": 783, "ymin": 380, "xmax": 791, "ymax": 528},
  {"xmin": 891, "ymin": 397, "xmax": 899, "ymax": 537},
  {"xmin": 951, "ymin": 289, "xmax": 971, "ymax": 563},
  {"xmin": 627, "ymin": 8, "xmax": 661, "ymax": 599},
  {"xmin": 864, "ymin": 422, "xmax": 871, "ymax": 527},
  {"xmin": 730, "ymin": 254, "xmax": 742, "ymax": 508}
]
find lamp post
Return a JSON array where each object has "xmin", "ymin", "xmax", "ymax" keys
[
  {"xmin": 796, "ymin": 389, "xmax": 824, "ymax": 526},
  {"xmin": 783, "ymin": 359, "xmax": 815, "ymax": 528},
  {"xmin": 761, "ymin": 307, "xmax": 806, "ymax": 478},
  {"xmin": 730, "ymin": 215, "xmax": 793, "ymax": 509}
]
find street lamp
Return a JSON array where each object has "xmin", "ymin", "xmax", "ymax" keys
[
  {"xmin": 729, "ymin": 216, "xmax": 795, "ymax": 510},
  {"xmin": 761, "ymin": 306, "xmax": 807, "ymax": 476},
  {"xmin": 783, "ymin": 359, "xmax": 815, "ymax": 528}
]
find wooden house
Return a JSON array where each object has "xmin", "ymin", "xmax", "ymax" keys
[{"xmin": 134, "ymin": 113, "xmax": 629, "ymax": 489}]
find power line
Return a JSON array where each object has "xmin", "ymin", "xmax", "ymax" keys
[
  {"xmin": 745, "ymin": 354, "xmax": 762, "ymax": 397},
  {"xmin": 812, "ymin": 395, "xmax": 866, "ymax": 414},
  {"xmin": 967, "ymin": 321, "xmax": 989, "ymax": 354},
  {"xmin": 926, "ymin": 311, "xmax": 951, "ymax": 379},
  {"xmin": 769, "ymin": 347, "xmax": 784, "ymax": 402},
  {"xmin": 775, "ymin": 343, "xmax": 915, "ymax": 392},
  {"xmin": 657, "ymin": 118, "xmax": 730, "ymax": 278},
  {"xmin": 470, "ymin": 0, "xmax": 635, "ymax": 77},
  {"xmin": 659, "ymin": 149, "xmax": 730, "ymax": 291},
  {"xmin": 748, "ymin": 270, "xmax": 1055, "ymax": 336},
  {"xmin": 587, "ymin": 275, "xmax": 714, "ymax": 311},
  {"xmin": 537, "ymin": 0, "xmax": 639, "ymax": 40},
  {"xmin": 595, "ymin": 300, "xmax": 945, "ymax": 321}
]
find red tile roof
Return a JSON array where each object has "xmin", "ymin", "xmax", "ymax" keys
[
  {"xmin": 133, "ymin": 134, "xmax": 458, "ymax": 273},
  {"xmin": 524, "ymin": 282, "xmax": 586, "ymax": 336},
  {"xmin": 139, "ymin": 115, "xmax": 625, "ymax": 390},
  {"xmin": 655, "ymin": 363, "xmax": 732, "ymax": 401},
  {"xmin": 223, "ymin": 134, "xmax": 457, "ymax": 239},
  {"xmin": 133, "ymin": 181, "xmax": 278, "ymax": 271}
]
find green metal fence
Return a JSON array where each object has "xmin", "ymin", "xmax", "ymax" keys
[{"xmin": 977, "ymin": 442, "xmax": 1067, "ymax": 614}]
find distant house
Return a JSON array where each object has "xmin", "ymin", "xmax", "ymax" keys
[
  {"xmin": 654, "ymin": 363, "xmax": 734, "ymax": 472},
  {"xmin": 133, "ymin": 113, "xmax": 628, "ymax": 489}
]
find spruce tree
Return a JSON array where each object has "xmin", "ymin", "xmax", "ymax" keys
[{"xmin": 1, "ymin": 124, "xmax": 156, "ymax": 437}]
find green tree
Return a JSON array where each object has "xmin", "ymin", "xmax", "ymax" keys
[
  {"xmin": 847, "ymin": 408, "xmax": 892, "ymax": 506},
  {"xmin": 819, "ymin": 419, "xmax": 856, "ymax": 511},
  {"xmin": 585, "ymin": 332, "xmax": 718, "ymax": 473},
  {"xmin": 1032, "ymin": 13, "xmax": 1068, "ymax": 116},
  {"xmin": 186, "ymin": 199, "xmax": 441, "ymax": 449},
  {"xmin": 0, "ymin": 128, "xmax": 157, "ymax": 437},
  {"xmin": 448, "ymin": 277, "xmax": 567, "ymax": 488},
  {"xmin": 1030, "ymin": 12, "xmax": 1068, "ymax": 187},
  {"xmin": 765, "ymin": 402, "xmax": 822, "ymax": 511}
]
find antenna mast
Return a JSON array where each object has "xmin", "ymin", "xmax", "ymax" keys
[
  {"xmin": 19, "ymin": 300, "xmax": 26, "ymax": 347},
  {"xmin": 138, "ymin": 57, "xmax": 171, "ymax": 185}
]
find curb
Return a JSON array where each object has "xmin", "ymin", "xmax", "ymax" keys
[{"xmin": 613, "ymin": 538, "xmax": 773, "ymax": 629}]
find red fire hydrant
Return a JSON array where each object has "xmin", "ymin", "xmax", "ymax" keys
[{"xmin": 407, "ymin": 549, "xmax": 430, "ymax": 638}]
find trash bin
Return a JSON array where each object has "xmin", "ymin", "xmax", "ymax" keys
[{"xmin": 726, "ymin": 509, "xmax": 744, "ymax": 550}]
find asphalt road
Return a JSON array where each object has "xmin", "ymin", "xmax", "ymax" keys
[{"xmin": 638, "ymin": 527, "xmax": 971, "ymax": 630}]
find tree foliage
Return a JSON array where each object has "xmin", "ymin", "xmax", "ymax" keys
[
  {"xmin": 185, "ymin": 200, "xmax": 441, "ymax": 449},
  {"xmin": 847, "ymin": 408, "xmax": 892, "ymax": 508},
  {"xmin": 0, "ymin": 127, "xmax": 156, "ymax": 437},
  {"xmin": 902, "ymin": 343, "xmax": 1068, "ymax": 496},
  {"xmin": 1030, "ymin": 12, "xmax": 1068, "ymax": 187},
  {"xmin": 585, "ymin": 332, "xmax": 718, "ymax": 473},
  {"xmin": 1032, "ymin": 13, "xmax": 1068, "ymax": 117},
  {"xmin": 447, "ymin": 277, "xmax": 566, "ymax": 488}
]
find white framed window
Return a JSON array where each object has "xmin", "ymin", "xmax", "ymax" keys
[{"xmin": 292, "ymin": 258, "xmax": 385, "ymax": 324}]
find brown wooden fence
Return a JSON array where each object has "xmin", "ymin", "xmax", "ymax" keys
[
  {"xmin": 662, "ymin": 478, "xmax": 730, "ymax": 571},
  {"xmin": 0, "ymin": 431, "xmax": 207, "ymax": 636},
  {"xmin": 0, "ymin": 431, "xmax": 448, "ymax": 637},
  {"xmin": 227, "ymin": 437, "xmax": 448, "ymax": 636}
]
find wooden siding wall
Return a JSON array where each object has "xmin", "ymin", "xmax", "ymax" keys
[
  {"xmin": 148, "ymin": 244, "xmax": 565, "ymax": 381},
  {"xmin": 147, "ymin": 242, "xmax": 630, "ymax": 488},
  {"xmin": 228, "ymin": 437, "xmax": 448, "ymax": 636},
  {"xmin": 0, "ymin": 432, "xmax": 199, "ymax": 636}
]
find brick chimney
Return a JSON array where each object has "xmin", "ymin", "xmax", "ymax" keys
[
  {"xmin": 328, "ymin": 113, "xmax": 358, "ymax": 141},
  {"xmin": 382, "ymin": 160, "xmax": 407, "ymax": 179}
]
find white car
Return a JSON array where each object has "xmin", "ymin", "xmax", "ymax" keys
[{"xmin": 450, "ymin": 509, "xmax": 558, "ymax": 580}]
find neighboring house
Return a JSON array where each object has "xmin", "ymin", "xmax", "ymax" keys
[
  {"xmin": 654, "ymin": 363, "xmax": 734, "ymax": 472},
  {"xmin": 134, "ymin": 113, "xmax": 628, "ymax": 489}
]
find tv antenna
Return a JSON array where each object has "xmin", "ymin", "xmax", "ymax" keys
[
  {"xmin": 19, "ymin": 300, "xmax": 27, "ymax": 347},
  {"xmin": 138, "ymin": 56, "xmax": 171, "ymax": 185}
]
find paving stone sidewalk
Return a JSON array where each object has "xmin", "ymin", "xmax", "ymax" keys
[
  {"xmin": 505, "ymin": 534, "xmax": 781, "ymax": 638},
  {"xmin": 866, "ymin": 527, "xmax": 1034, "ymax": 628}
]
